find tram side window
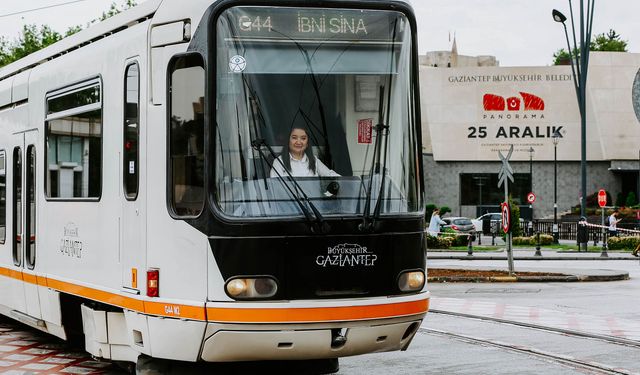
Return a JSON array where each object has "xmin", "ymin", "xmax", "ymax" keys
[
  {"xmin": 45, "ymin": 81, "xmax": 102, "ymax": 199},
  {"xmin": 0, "ymin": 150, "xmax": 5, "ymax": 244},
  {"xmin": 124, "ymin": 62, "xmax": 139, "ymax": 199},
  {"xmin": 169, "ymin": 54, "xmax": 205, "ymax": 217}
]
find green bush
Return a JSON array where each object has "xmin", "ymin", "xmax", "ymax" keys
[
  {"xmin": 425, "ymin": 204, "xmax": 437, "ymax": 219},
  {"xmin": 615, "ymin": 192, "xmax": 625, "ymax": 207},
  {"xmin": 512, "ymin": 234, "xmax": 554, "ymax": 246},
  {"xmin": 607, "ymin": 236, "xmax": 640, "ymax": 250},
  {"xmin": 625, "ymin": 192, "xmax": 637, "ymax": 207},
  {"xmin": 512, "ymin": 236, "xmax": 532, "ymax": 245},
  {"xmin": 508, "ymin": 196, "xmax": 522, "ymax": 237},
  {"xmin": 441, "ymin": 228, "xmax": 471, "ymax": 247},
  {"xmin": 440, "ymin": 206, "xmax": 451, "ymax": 216},
  {"xmin": 425, "ymin": 234, "xmax": 453, "ymax": 249}
]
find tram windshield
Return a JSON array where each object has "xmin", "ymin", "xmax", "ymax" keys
[{"xmin": 214, "ymin": 6, "xmax": 421, "ymax": 219}]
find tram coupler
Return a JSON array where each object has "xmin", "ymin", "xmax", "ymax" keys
[{"xmin": 330, "ymin": 328, "xmax": 347, "ymax": 349}]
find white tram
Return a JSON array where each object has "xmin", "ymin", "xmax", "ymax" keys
[{"xmin": 0, "ymin": 0, "xmax": 429, "ymax": 367}]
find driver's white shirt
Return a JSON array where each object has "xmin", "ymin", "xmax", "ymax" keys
[{"xmin": 270, "ymin": 153, "xmax": 339, "ymax": 177}]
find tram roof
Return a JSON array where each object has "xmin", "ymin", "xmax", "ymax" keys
[
  {"xmin": 0, "ymin": 0, "xmax": 162, "ymax": 82},
  {"xmin": 0, "ymin": 0, "xmax": 415, "ymax": 83}
]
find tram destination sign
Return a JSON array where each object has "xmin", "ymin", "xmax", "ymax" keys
[{"xmin": 225, "ymin": 7, "xmax": 398, "ymax": 41}]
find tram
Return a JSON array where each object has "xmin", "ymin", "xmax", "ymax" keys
[{"xmin": 0, "ymin": 0, "xmax": 428, "ymax": 367}]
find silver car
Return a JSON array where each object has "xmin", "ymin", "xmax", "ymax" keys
[{"xmin": 441, "ymin": 217, "xmax": 476, "ymax": 234}]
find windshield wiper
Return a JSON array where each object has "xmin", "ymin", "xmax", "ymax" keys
[
  {"xmin": 239, "ymin": 75, "xmax": 326, "ymax": 233},
  {"xmin": 361, "ymin": 19, "xmax": 398, "ymax": 232},
  {"xmin": 251, "ymin": 139, "xmax": 328, "ymax": 234},
  {"xmin": 360, "ymin": 85, "xmax": 388, "ymax": 232}
]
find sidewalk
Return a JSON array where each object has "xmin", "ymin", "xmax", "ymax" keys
[
  {"xmin": 427, "ymin": 249, "xmax": 638, "ymax": 261},
  {"xmin": 428, "ymin": 234, "xmax": 639, "ymax": 261},
  {"xmin": 426, "ymin": 234, "xmax": 637, "ymax": 282}
]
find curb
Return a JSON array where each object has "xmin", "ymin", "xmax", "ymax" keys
[
  {"xmin": 427, "ymin": 255, "xmax": 636, "ymax": 261},
  {"xmin": 427, "ymin": 268, "xmax": 629, "ymax": 283}
]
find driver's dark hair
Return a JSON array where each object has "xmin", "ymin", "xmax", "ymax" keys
[{"xmin": 281, "ymin": 126, "xmax": 316, "ymax": 173}]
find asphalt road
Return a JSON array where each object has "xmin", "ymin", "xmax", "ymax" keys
[{"xmin": 339, "ymin": 252, "xmax": 640, "ymax": 374}]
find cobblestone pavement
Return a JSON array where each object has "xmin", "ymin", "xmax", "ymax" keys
[{"xmin": 0, "ymin": 316, "xmax": 122, "ymax": 375}]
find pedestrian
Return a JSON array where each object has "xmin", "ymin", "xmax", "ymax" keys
[
  {"xmin": 428, "ymin": 208, "xmax": 446, "ymax": 236},
  {"xmin": 633, "ymin": 242, "xmax": 640, "ymax": 257},
  {"xmin": 608, "ymin": 210, "xmax": 622, "ymax": 237}
]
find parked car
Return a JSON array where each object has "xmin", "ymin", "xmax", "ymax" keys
[
  {"xmin": 471, "ymin": 212, "xmax": 502, "ymax": 232},
  {"xmin": 441, "ymin": 217, "xmax": 476, "ymax": 234},
  {"xmin": 472, "ymin": 212, "xmax": 528, "ymax": 233}
]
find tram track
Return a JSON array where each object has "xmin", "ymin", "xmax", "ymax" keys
[
  {"xmin": 420, "ymin": 327, "xmax": 635, "ymax": 375},
  {"xmin": 421, "ymin": 309, "xmax": 640, "ymax": 374},
  {"xmin": 429, "ymin": 309, "xmax": 640, "ymax": 349}
]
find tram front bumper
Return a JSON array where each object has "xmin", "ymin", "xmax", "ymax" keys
[
  {"xmin": 200, "ymin": 293, "xmax": 429, "ymax": 362},
  {"xmin": 200, "ymin": 317, "xmax": 423, "ymax": 362}
]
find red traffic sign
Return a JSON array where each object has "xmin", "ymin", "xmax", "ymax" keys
[
  {"xmin": 526, "ymin": 192, "xmax": 536, "ymax": 204},
  {"xmin": 500, "ymin": 202, "xmax": 511, "ymax": 233},
  {"xmin": 597, "ymin": 189, "xmax": 607, "ymax": 208}
]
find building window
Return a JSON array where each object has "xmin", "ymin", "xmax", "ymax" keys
[
  {"xmin": 124, "ymin": 62, "xmax": 140, "ymax": 199},
  {"xmin": 460, "ymin": 173, "xmax": 531, "ymax": 206},
  {"xmin": 45, "ymin": 80, "xmax": 102, "ymax": 199},
  {"xmin": 169, "ymin": 54, "xmax": 205, "ymax": 217},
  {"xmin": 0, "ymin": 150, "xmax": 5, "ymax": 244}
]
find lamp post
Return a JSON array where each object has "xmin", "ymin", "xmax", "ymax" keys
[
  {"xmin": 552, "ymin": 1, "xmax": 595, "ymax": 218},
  {"xmin": 528, "ymin": 147, "xmax": 534, "ymax": 224},
  {"xmin": 552, "ymin": 130, "xmax": 561, "ymax": 243},
  {"xmin": 473, "ymin": 176, "xmax": 488, "ymax": 245}
]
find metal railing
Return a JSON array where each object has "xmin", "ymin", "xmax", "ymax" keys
[{"xmin": 528, "ymin": 219, "xmax": 639, "ymax": 242}]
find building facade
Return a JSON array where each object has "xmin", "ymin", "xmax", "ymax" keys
[{"xmin": 420, "ymin": 51, "xmax": 640, "ymax": 219}]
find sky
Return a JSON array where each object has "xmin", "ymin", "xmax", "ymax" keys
[{"xmin": 1, "ymin": 0, "xmax": 639, "ymax": 67}]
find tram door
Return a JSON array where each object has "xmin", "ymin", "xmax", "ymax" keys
[
  {"xmin": 121, "ymin": 61, "xmax": 146, "ymax": 293},
  {"xmin": 12, "ymin": 130, "xmax": 42, "ymax": 318}
]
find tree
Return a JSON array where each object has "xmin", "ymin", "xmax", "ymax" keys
[
  {"xmin": 625, "ymin": 192, "xmax": 637, "ymax": 207},
  {"xmin": 552, "ymin": 47, "xmax": 580, "ymax": 66},
  {"xmin": 0, "ymin": 1, "xmax": 136, "ymax": 68},
  {"xmin": 552, "ymin": 29, "xmax": 628, "ymax": 65},
  {"xmin": 94, "ymin": 0, "xmax": 137, "ymax": 23},
  {"xmin": 507, "ymin": 195, "xmax": 522, "ymax": 238},
  {"xmin": 590, "ymin": 29, "xmax": 628, "ymax": 52}
]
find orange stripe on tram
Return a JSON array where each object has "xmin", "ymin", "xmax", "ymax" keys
[
  {"xmin": 46, "ymin": 278, "xmax": 145, "ymax": 312},
  {"xmin": 21, "ymin": 273, "xmax": 38, "ymax": 285},
  {"xmin": 207, "ymin": 299, "xmax": 429, "ymax": 323},
  {"xmin": 0, "ymin": 267, "xmax": 24, "ymax": 281},
  {"xmin": 1, "ymin": 266, "xmax": 428, "ymax": 323},
  {"xmin": 143, "ymin": 301, "xmax": 207, "ymax": 321}
]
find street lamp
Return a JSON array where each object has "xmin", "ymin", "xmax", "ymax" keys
[
  {"xmin": 552, "ymin": 1, "xmax": 595, "ymax": 218},
  {"xmin": 528, "ymin": 147, "xmax": 534, "ymax": 223},
  {"xmin": 552, "ymin": 130, "xmax": 561, "ymax": 244},
  {"xmin": 473, "ymin": 176, "xmax": 488, "ymax": 245}
]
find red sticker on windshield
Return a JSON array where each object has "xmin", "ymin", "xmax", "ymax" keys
[{"xmin": 358, "ymin": 118, "xmax": 373, "ymax": 144}]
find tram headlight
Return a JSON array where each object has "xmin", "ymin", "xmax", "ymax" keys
[
  {"xmin": 225, "ymin": 277, "xmax": 278, "ymax": 299},
  {"xmin": 398, "ymin": 270, "xmax": 425, "ymax": 292}
]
